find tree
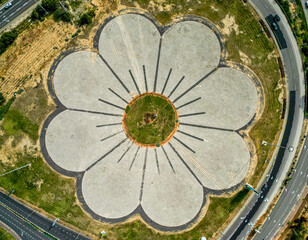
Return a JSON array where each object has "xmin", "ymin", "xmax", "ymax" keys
[
  {"xmin": 42, "ymin": 0, "xmax": 59, "ymax": 12},
  {"xmin": 0, "ymin": 93, "xmax": 5, "ymax": 106},
  {"xmin": 53, "ymin": 8, "xmax": 71, "ymax": 22}
]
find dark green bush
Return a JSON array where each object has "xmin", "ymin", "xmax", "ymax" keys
[
  {"xmin": 0, "ymin": 93, "xmax": 5, "ymax": 106},
  {"xmin": 31, "ymin": 6, "xmax": 46, "ymax": 21},
  {"xmin": 78, "ymin": 9, "xmax": 96, "ymax": 26},
  {"xmin": 0, "ymin": 31, "xmax": 18, "ymax": 55},
  {"xmin": 53, "ymin": 8, "xmax": 71, "ymax": 22},
  {"xmin": 78, "ymin": 13, "xmax": 92, "ymax": 25},
  {"xmin": 42, "ymin": 0, "xmax": 59, "ymax": 12}
]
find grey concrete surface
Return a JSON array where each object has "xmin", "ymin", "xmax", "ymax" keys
[{"xmin": 43, "ymin": 12, "xmax": 260, "ymax": 230}]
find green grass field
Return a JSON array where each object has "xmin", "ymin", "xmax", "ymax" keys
[
  {"xmin": 125, "ymin": 95, "xmax": 176, "ymax": 144},
  {"xmin": 0, "ymin": 227, "xmax": 15, "ymax": 240}
]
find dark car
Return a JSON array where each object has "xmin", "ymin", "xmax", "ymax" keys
[
  {"xmin": 272, "ymin": 22, "xmax": 278, "ymax": 31},
  {"xmin": 4, "ymin": 2, "xmax": 12, "ymax": 9},
  {"xmin": 274, "ymin": 14, "xmax": 280, "ymax": 22},
  {"xmin": 306, "ymin": 1, "xmax": 308, "ymax": 8}
]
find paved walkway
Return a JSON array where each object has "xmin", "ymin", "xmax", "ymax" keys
[{"xmin": 41, "ymin": 12, "xmax": 261, "ymax": 231}]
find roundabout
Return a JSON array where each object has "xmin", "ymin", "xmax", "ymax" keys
[{"xmin": 41, "ymin": 12, "xmax": 263, "ymax": 231}]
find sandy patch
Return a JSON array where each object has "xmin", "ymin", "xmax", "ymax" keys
[
  {"xmin": 210, "ymin": 5, "xmax": 219, "ymax": 12},
  {"xmin": 0, "ymin": 19, "xmax": 76, "ymax": 99},
  {"xmin": 0, "ymin": 135, "xmax": 34, "ymax": 165},
  {"xmin": 239, "ymin": 51, "xmax": 251, "ymax": 65},
  {"xmin": 220, "ymin": 15, "xmax": 239, "ymax": 35}
]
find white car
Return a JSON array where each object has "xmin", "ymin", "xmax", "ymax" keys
[
  {"xmin": 306, "ymin": 1, "xmax": 308, "ymax": 8},
  {"xmin": 4, "ymin": 2, "xmax": 12, "ymax": 9}
]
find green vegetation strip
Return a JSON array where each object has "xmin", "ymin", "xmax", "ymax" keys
[
  {"xmin": 125, "ymin": 94, "xmax": 176, "ymax": 145},
  {"xmin": 0, "ymin": 226, "xmax": 16, "ymax": 240}
]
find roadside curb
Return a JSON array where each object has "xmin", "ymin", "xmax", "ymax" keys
[{"xmin": 0, "ymin": 221, "xmax": 22, "ymax": 240}]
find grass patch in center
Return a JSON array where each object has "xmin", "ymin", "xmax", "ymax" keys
[{"xmin": 125, "ymin": 94, "xmax": 176, "ymax": 145}]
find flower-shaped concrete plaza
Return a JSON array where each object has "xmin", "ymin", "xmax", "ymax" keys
[{"xmin": 41, "ymin": 12, "xmax": 262, "ymax": 231}]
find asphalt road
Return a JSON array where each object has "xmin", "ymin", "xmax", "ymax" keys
[
  {"xmin": 222, "ymin": 0, "xmax": 305, "ymax": 239},
  {"xmin": 254, "ymin": 136, "xmax": 308, "ymax": 239},
  {"xmin": 0, "ymin": 191, "xmax": 92, "ymax": 240},
  {"xmin": 0, "ymin": 203, "xmax": 50, "ymax": 239},
  {"xmin": 0, "ymin": 0, "xmax": 37, "ymax": 30}
]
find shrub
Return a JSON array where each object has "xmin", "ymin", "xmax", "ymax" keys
[
  {"xmin": 0, "ymin": 93, "xmax": 5, "ymax": 106},
  {"xmin": 78, "ymin": 9, "xmax": 96, "ymax": 26},
  {"xmin": 0, "ymin": 31, "xmax": 18, "ymax": 55},
  {"xmin": 31, "ymin": 6, "xmax": 46, "ymax": 21},
  {"xmin": 53, "ymin": 8, "xmax": 71, "ymax": 22},
  {"xmin": 42, "ymin": 0, "xmax": 59, "ymax": 12},
  {"xmin": 78, "ymin": 13, "xmax": 92, "ymax": 25}
]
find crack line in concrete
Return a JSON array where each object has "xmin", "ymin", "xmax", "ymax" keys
[
  {"xmin": 117, "ymin": 142, "xmax": 134, "ymax": 163},
  {"xmin": 173, "ymin": 67, "xmax": 218, "ymax": 103},
  {"xmin": 161, "ymin": 68, "xmax": 172, "ymax": 95},
  {"xmin": 139, "ymin": 148, "xmax": 148, "ymax": 202},
  {"xmin": 168, "ymin": 76, "xmax": 185, "ymax": 99},
  {"xmin": 180, "ymin": 112, "xmax": 205, "ymax": 118},
  {"xmin": 68, "ymin": 108, "xmax": 122, "ymax": 117},
  {"xmin": 161, "ymin": 146, "xmax": 176, "ymax": 173},
  {"xmin": 98, "ymin": 54, "xmax": 130, "ymax": 93},
  {"xmin": 129, "ymin": 147, "xmax": 140, "ymax": 171},
  {"xmin": 176, "ymin": 97, "xmax": 201, "ymax": 110},
  {"xmin": 101, "ymin": 130, "xmax": 123, "ymax": 142},
  {"xmin": 86, "ymin": 138, "xmax": 127, "ymax": 171},
  {"xmin": 153, "ymin": 37, "xmax": 162, "ymax": 92},
  {"xmin": 173, "ymin": 136, "xmax": 195, "ymax": 153},
  {"xmin": 129, "ymin": 69, "xmax": 141, "ymax": 95},
  {"xmin": 143, "ymin": 65, "xmax": 148, "ymax": 92},
  {"xmin": 177, "ymin": 130, "xmax": 204, "ymax": 142},
  {"xmin": 108, "ymin": 88, "xmax": 129, "ymax": 104},
  {"xmin": 154, "ymin": 148, "xmax": 160, "ymax": 174},
  {"xmin": 98, "ymin": 98, "xmax": 125, "ymax": 111}
]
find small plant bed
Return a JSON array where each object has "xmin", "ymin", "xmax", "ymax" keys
[{"xmin": 123, "ymin": 93, "xmax": 179, "ymax": 146}]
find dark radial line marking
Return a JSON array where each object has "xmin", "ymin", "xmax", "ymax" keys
[
  {"xmin": 108, "ymin": 88, "xmax": 128, "ymax": 104},
  {"xmin": 177, "ymin": 130, "xmax": 204, "ymax": 142},
  {"xmin": 173, "ymin": 68, "xmax": 217, "ymax": 103},
  {"xmin": 68, "ymin": 108, "xmax": 122, "ymax": 117},
  {"xmin": 180, "ymin": 122, "xmax": 234, "ymax": 132},
  {"xmin": 117, "ymin": 142, "xmax": 133, "ymax": 163},
  {"xmin": 180, "ymin": 112, "xmax": 205, "ymax": 118},
  {"xmin": 98, "ymin": 99, "xmax": 125, "ymax": 111},
  {"xmin": 167, "ymin": 76, "xmax": 185, "ymax": 99},
  {"xmin": 129, "ymin": 147, "xmax": 140, "ymax": 171},
  {"xmin": 129, "ymin": 70, "xmax": 141, "ymax": 95},
  {"xmin": 161, "ymin": 146, "xmax": 175, "ymax": 173},
  {"xmin": 153, "ymin": 38, "xmax": 162, "ymax": 92},
  {"xmin": 176, "ymin": 97, "xmax": 201, "ymax": 110},
  {"xmin": 173, "ymin": 136, "xmax": 195, "ymax": 153},
  {"xmin": 98, "ymin": 54, "xmax": 130, "ymax": 93},
  {"xmin": 154, "ymin": 148, "xmax": 160, "ymax": 174},
  {"xmin": 96, "ymin": 123, "xmax": 122, "ymax": 128},
  {"xmin": 168, "ymin": 142, "xmax": 202, "ymax": 185},
  {"xmin": 143, "ymin": 65, "xmax": 148, "ymax": 92},
  {"xmin": 86, "ymin": 138, "xmax": 127, "ymax": 171},
  {"xmin": 100, "ymin": 130, "xmax": 123, "ymax": 142},
  {"xmin": 161, "ymin": 68, "xmax": 172, "ymax": 95},
  {"xmin": 139, "ymin": 148, "xmax": 148, "ymax": 202}
]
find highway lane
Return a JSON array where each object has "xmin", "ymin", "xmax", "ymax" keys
[
  {"xmin": 0, "ymin": 0, "xmax": 38, "ymax": 30},
  {"xmin": 0, "ymin": 191, "xmax": 92, "ymax": 240},
  {"xmin": 255, "ymin": 137, "xmax": 308, "ymax": 239},
  {"xmin": 222, "ymin": 0, "xmax": 305, "ymax": 239},
  {"xmin": 0, "ymin": 203, "xmax": 50, "ymax": 240}
]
